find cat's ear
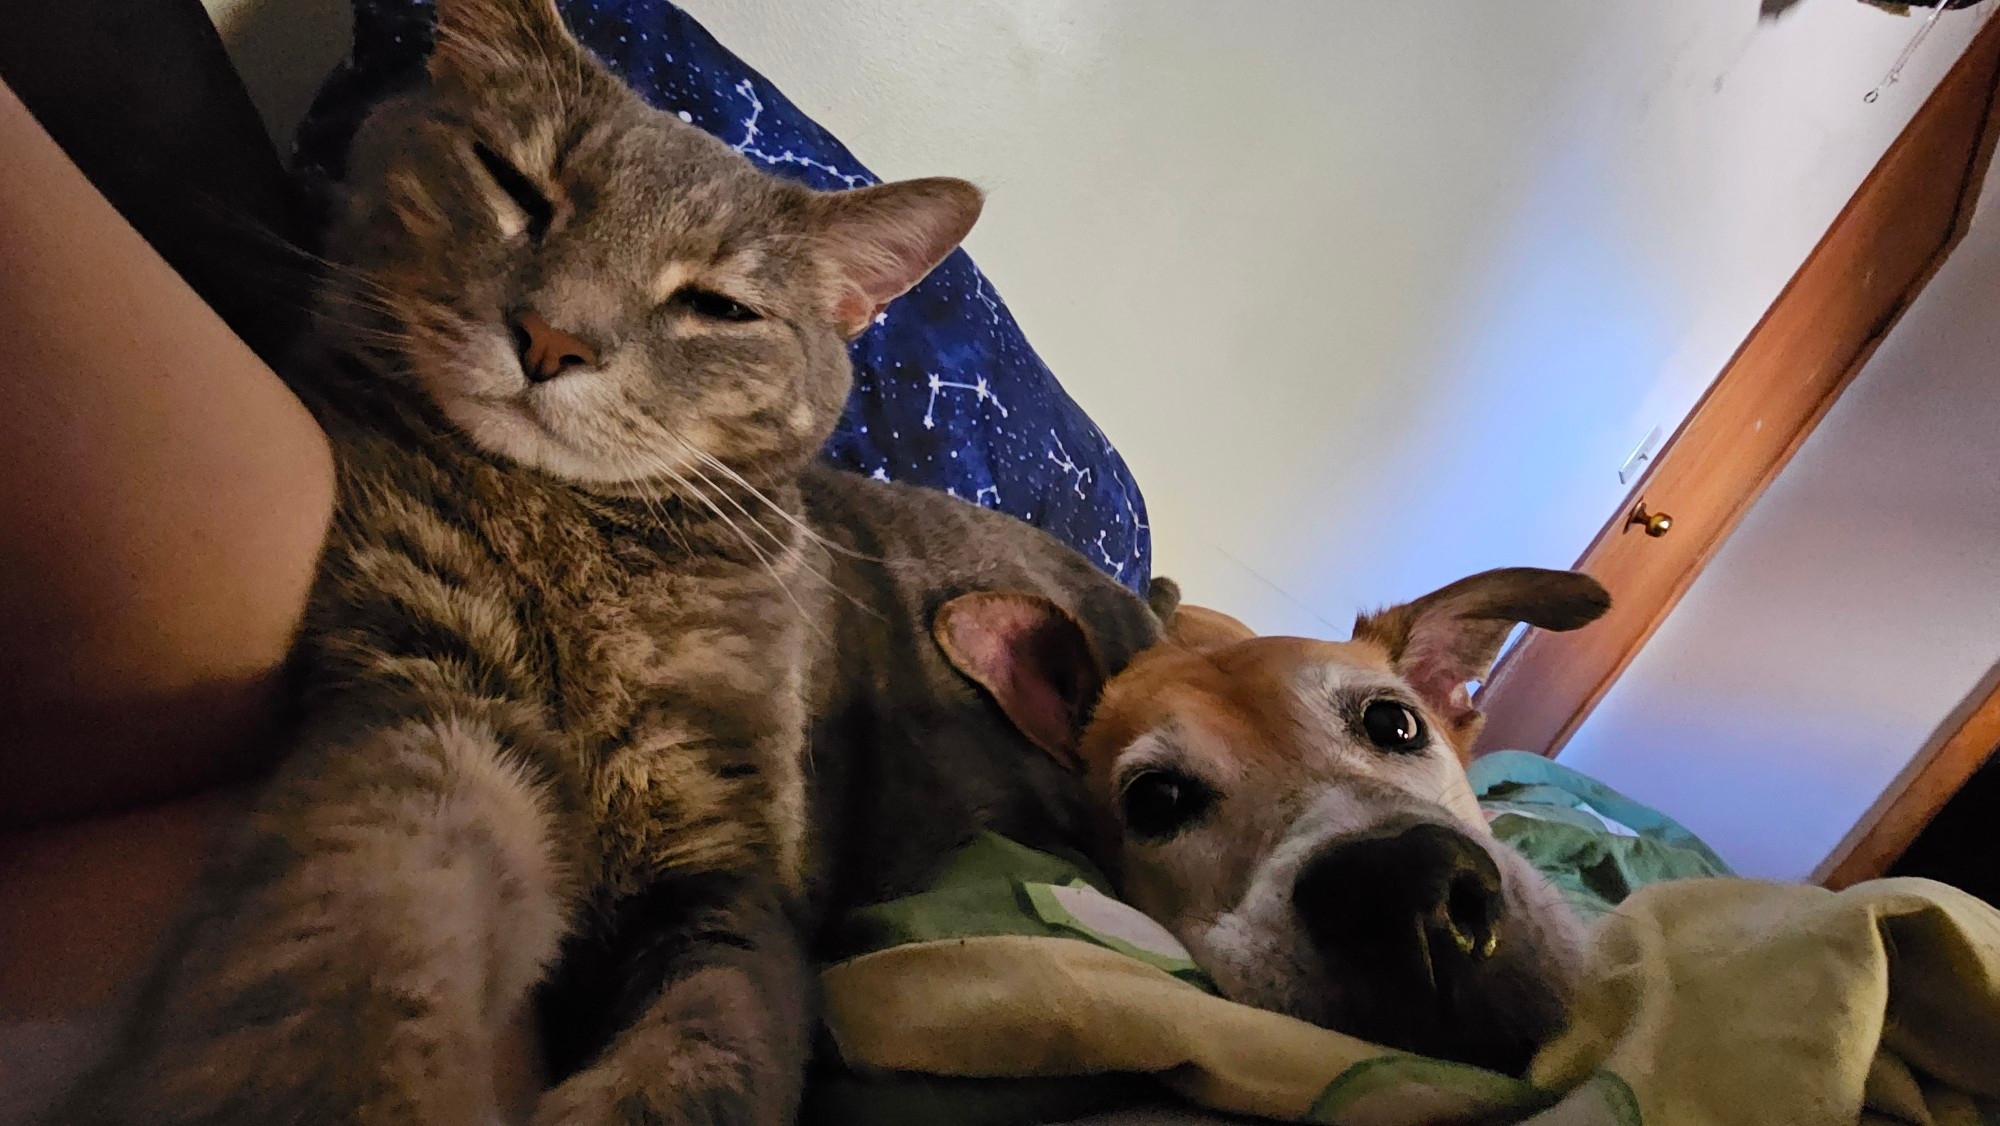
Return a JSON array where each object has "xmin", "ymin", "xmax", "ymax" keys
[
  {"xmin": 934, "ymin": 592, "xmax": 1104, "ymax": 772},
  {"xmin": 430, "ymin": 0, "xmax": 580, "ymax": 82},
  {"xmin": 813, "ymin": 178, "xmax": 984, "ymax": 338}
]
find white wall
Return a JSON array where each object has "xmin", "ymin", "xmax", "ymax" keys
[
  {"xmin": 204, "ymin": 1, "xmax": 1991, "ymax": 637},
  {"xmin": 1562, "ymin": 170, "xmax": 2000, "ymax": 881},
  {"xmin": 670, "ymin": 1, "xmax": 1990, "ymax": 634}
]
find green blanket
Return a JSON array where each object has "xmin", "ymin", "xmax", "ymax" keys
[
  {"xmin": 1471, "ymin": 750, "xmax": 1734, "ymax": 921},
  {"xmin": 812, "ymin": 759, "xmax": 2000, "ymax": 1125}
]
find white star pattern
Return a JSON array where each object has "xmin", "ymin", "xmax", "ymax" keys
[
  {"xmin": 1094, "ymin": 529, "xmax": 1125, "ymax": 578},
  {"xmin": 922, "ymin": 372, "xmax": 1009, "ymax": 431},
  {"xmin": 971, "ymin": 274, "xmax": 1003, "ymax": 326},
  {"xmin": 729, "ymin": 79, "xmax": 871, "ymax": 188},
  {"xmin": 1046, "ymin": 432, "xmax": 1093, "ymax": 498}
]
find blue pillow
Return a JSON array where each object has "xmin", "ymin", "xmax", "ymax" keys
[{"xmin": 293, "ymin": 0, "xmax": 1152, "ymax": 591}]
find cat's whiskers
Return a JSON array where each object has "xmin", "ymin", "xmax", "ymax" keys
[
  {"xmin": 204, "ymin": 242, "xmax": 407, "ymax": 351},
  {"xmin": 186, "ymin": 197, "xmax": 399, "ymax": 301},
  {"xmin": 610, "ymin": 448, "xmax": 696, "ymax": 556},
  {"xmin": 679, "ymin": 459, "xmax": 782, "ymax": 549},
  {"xmin": 626, "ymin": 448, "xmax": 809, "ymax": 611},
  {"xmin": 641, "ymin": 459, "xmax": 778, "ymax": 574},
  {"xmin": 206, "ymin": 208, "xmax": 474, "ymax": 371},
  {"xmin": 214, "ymin": 213, "xmax": 407, "ymax": 316},
  {"xmin": 313, "ymin": 314, "xmax": 424, "ymax": 352},
  {"xmin": 673, "ymin": 454, "xmax": 883, "ymax": 619},
  {"xmin": 310, "ymin": 273, "xmax": 431, "ymax": 349},
  {"xmin": 674, "ymin": 439, "xmax": 893, "ymax": 570},
  {"xmin": 675, "ymin": 456, "xmax": 888, "ymax": 623},
  {"xmin": 308, "ymin": 255, "xmax": 403, "ymax": 303}
]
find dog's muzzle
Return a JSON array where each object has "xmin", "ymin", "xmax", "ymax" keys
[{"xmin": 1290, "ymin": 820, "xmax": 1505, "ymax": 993}]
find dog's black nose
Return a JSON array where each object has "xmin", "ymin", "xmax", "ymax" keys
[{"xmin": 1293, "ymin": 822, "xmax": 1505, "ymax": 988}]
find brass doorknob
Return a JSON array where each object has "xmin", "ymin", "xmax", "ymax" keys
[{"xmin": 1626, "ymin": 503, "xmax": 1673, "ymax": 538}]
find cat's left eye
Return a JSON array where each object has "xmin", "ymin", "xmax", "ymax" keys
[
  {"xmin": 472, "ymin": 142, "xmax": 555, "ymax": 240},
  {"xmin": 669, "ymin": 286, "xmax": 762, "ymax": 323}
]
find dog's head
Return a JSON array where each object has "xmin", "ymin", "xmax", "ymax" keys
[{"xmin": 935, "ymin": 568, "xmax": 1609, "ymax": 1074}]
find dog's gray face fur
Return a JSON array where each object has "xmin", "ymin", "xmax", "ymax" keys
[{"xmin": 940, "ymin": 568, "xmax": 1611, "ymax": 1075}]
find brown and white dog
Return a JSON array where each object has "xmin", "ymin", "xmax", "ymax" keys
[{"xmin": 933, "ymin": 568, "xmax": 1610, "ymax": 1075}]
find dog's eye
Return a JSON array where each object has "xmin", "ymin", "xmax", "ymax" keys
[
  {"xmin": 669, "ymin": 286, "xmax": 762, "ymax": 323},
  {"xmin": 1120, "ymin": 769, "xmax": 1214, "ymax": 840},
  {"xmin": 1361, "ymin": 700, "xmax": 1427, "ymax": 753},
  {"xmin": 472, "ymin": 142, "xmax": 555, "ymax": 240}
]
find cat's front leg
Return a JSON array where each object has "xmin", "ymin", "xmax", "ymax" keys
[
  {"xmin": 532, "ymin": 877, "xmax": 812, "ymax": 1126},
  {"xmin": 67, "ymin": 715, "xmax": 575, "ymax": 1126}
]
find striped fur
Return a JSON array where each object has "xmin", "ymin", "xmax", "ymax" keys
[
  {"xmin": 58, "ymin": 1, "xmax": 983, "ymax": 1123},
  {"xmin": 63, "ymin": 364, "xmax": 825, "ymax": 1126}
]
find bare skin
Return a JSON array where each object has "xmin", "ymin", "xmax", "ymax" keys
[{"xmin": 0, "ymin": 5, "xmax": 334, "ymax": 1102}]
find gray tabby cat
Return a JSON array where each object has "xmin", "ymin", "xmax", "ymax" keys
[
  {"xmin": 56, "ymin": 0, "xmax": 1092, "ymax": 1122},
  {"xmin": 536, "ymin": 471, "xmax": 1166, "ymax": 1106}
]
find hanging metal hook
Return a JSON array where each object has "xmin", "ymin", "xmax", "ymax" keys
[{"xmin": 1864, "ymin": 1, "xmax": 1958, "ymax": 103}]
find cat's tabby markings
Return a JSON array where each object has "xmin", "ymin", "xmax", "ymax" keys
[{"xmin": 61, "ymin": 0, "xmax": 982, "ymax": 1122}]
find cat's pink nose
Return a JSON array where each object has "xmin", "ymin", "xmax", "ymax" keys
[{"xmin": 511, "ymin": 310, "xmax": 599, "ymax": 382}]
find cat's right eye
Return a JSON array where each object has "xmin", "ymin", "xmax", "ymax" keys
[
  {"xmin": 472, "ymin": 142, "xmax": 555, "ymax": 240},
  {"xmin": 668, "ymin": 286, "xmax": 763, "ymax": 324}
]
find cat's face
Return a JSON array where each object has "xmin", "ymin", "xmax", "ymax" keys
[{"xmin": 323, "ymin": 0, "xmax": 980, "ymax": 489}]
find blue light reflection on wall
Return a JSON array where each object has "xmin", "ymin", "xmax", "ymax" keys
[{"xmin": 1274, "ymin": 136, "xmax": 1677, "ymax": 630}]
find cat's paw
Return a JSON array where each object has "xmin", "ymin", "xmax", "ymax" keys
[
  {"xmin": 531, "ymin": 1036, "xmax": 782, "ymax": 1126},
  {"xmin": 535, "ymin": 929, "xmax": 806, "ymax": 1126},
  {"xmin": 528, "ymin": 1074, "xmax": 629, "ymax": 1126},
  {"xmin": 532, "ymin": 1082, "xmax": 740, "ymax": 1126},
  {"xmin": 530, "ymin": 1072, "xmax": 730, "ymax": 1126}
]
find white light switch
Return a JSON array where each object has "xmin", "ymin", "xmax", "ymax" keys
[{"xmin": 1619, "ymin": 424, "xmax": 1665, "ymax": 485}]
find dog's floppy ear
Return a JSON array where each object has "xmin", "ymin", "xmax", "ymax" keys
[
  {"xmin": 1353, "ymin": 568, "xmax": 1609, "ymax": 746},
  {"xmin": 1146, "ymin": 576, "xmax": 1257, "ymax": 653},
  {"xmin": 934, "ymin": 592, "xmax": 1106, "ymax": 771}
]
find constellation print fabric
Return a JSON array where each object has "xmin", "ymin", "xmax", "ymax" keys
[{"xmin": 294, "ymin": 0, "xmax": 1152, "ymax": 590}]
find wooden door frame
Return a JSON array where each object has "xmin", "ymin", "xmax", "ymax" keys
[
  {"xmin": 1472, "ymin": 15, "xmax": 2000, "ymax": 797},
  {"xmin": 1815, "ymin": 666, "xmax": 2000, "ymax": 888}
]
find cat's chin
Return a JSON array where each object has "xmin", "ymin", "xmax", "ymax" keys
[
  {"xmin": 410, "ymin": 340, "xmax": 650, "ymax": 487},
  {"xmin": 445, "ymin": 394, "xmax": 646, "ymax": 487}
]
